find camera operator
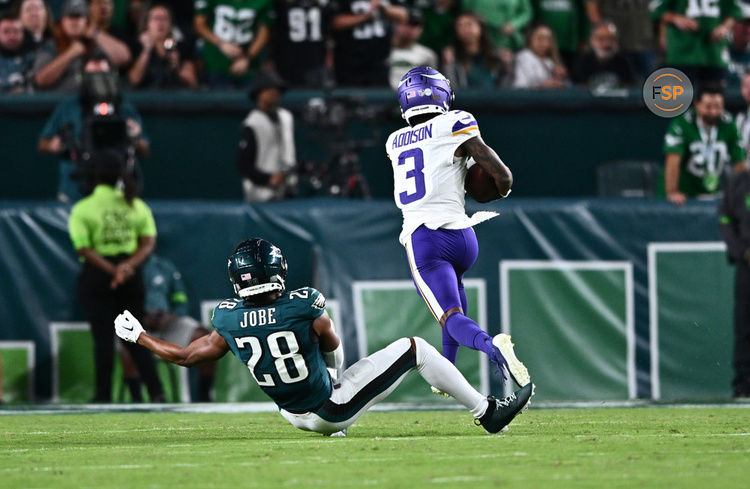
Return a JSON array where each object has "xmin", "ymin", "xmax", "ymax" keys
[
  {"xmin": 128, "ymin": 4, "xmax": 197, "ymax": 89},
  {"xmin": 38, "ymin": 54, "xmax": 149, "ymax": 203}
]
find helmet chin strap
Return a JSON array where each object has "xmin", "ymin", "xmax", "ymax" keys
[
  {"xmin": 402, "ymin": 104, "xmax": 447, "ymax": 122},
  {"xmin": 236, "ymin": 281, "xmax": 284, "ymax": 298}
]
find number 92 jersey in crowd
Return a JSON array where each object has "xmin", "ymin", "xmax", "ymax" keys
[
  {"xmin": 386, "ymin": 110, "xmax": 481, "ymax": 245},
  {"xmin": 211, "ymin": 287, "xmax": 331, "ymax": 412}
]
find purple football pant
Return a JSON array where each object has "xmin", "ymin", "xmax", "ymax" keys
[{"xmin": 405, "ymin": 225, "xmax": 494, "ymax": 363}]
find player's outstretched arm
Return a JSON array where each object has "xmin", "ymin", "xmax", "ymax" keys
[
  {"xmin": 459, "ymin": 136, "xmax": 513, "ymax": 198},
  {"xmin": 115, "ymin": 310, "xmax": 229, "ymax": 367},
  {"xmin": 139, "ymin": 330, "xmax": 230, "ymax": 367}
]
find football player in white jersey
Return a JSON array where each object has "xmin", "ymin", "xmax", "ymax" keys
[{"xmin": 385, "ymin": 66, "xmax": 530, "ymax": 389}]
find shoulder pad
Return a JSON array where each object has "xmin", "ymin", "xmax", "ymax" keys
[
  {"xmin": 215, "ymin": 298, "xmax": 242, "ymax": 312},
  {"xmin": 210, "ymin": 298, "xmax": 242, "ymax": 329},
  {"xmin": 449, "ymin": 110, "xmax": 479, "ymax": 136},
  {"xmin": 289, "ymin": 287, "xmax": 326, "ymax": 310}
]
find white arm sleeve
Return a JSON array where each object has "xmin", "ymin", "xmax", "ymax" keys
[{"xmin": 323, "ymin": 342, "xmax": 344, "ymax": 371}]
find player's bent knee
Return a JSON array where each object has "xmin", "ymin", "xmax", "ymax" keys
[{"xmin": 411, "ymin": 336, "xmax": 437, "ymax": 364}]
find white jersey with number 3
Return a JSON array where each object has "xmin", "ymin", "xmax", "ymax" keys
[{"xmin": 385, "ymin": 110, "xmax": 482, "ymax": 245}]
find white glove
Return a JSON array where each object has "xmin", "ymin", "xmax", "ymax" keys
[{"xmin": 114, "ymin": 310, "xmax": 144, "ymax": 343}]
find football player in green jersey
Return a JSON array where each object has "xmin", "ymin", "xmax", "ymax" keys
[
  {"xmin": 115, "ymin": 238, "xmax": 533, "ymax": 435},
  {"xmin": 663, "ymin": 84, "xmax": 746, "ymax": 205}
]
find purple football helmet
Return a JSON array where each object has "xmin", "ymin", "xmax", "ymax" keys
[{"xmin": 397, "ymin": 66, "xmax": 454, "ymax": 123}]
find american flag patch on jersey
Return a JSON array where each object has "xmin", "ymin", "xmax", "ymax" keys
[{"xmin": 240, "ymin": 273, "xmax": 252, "ymax": 281}]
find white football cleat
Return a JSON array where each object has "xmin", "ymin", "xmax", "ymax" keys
[{"xmin": 491, "ymin": 334, "xmax": 531, "ymax": 387}]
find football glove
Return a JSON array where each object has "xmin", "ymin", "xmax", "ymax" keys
[{"xmin": 114, "ymin": 309, "xmax": 144, "ymax": 343}]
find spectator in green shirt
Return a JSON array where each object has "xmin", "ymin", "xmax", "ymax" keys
[
  {"xmin": 463, "ymin": 0, "xmax": 533, "ymax": 52},
  {"xmin": 651, "ymin": 0, "xmax": 741, "ymax": 85},
  {"xmin": 532, "ymin": 0, "xmax": 587, "ymax": 71},
  {"xmin": 586, "ymin": 0, "xmax": 655, "ymax": 82},
  {"xmin": 443, "ymin": 11, "xmax": 507, "ymax": 88},
  {"xmin": 414, "ymin": 0, "xmax": 459, "ymax": 57},
  {"xmin": 662, "ymin": 84, "xmax": 746, "ymax": 205},
  {"xmin": 68, "ymin": 149, "xmax": 165, "ymax": 402},
  {"xmin": 193, "ymin": 0, "xmax": 272, "ymax": 88}
]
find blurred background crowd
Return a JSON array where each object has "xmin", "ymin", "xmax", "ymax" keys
[
  {"xmin": 1, "ymin": 0, "xmax": 750, "ymax": 95},
  {"xmin": 5, "ymin": 0, "xmax": 750, "ymax": 206}
]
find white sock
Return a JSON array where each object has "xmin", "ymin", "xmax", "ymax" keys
[{"xmin": 412, "ymin": 337, "xmax": 489, "ymax": 418}]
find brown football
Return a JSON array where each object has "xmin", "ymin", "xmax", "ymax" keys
[{"xmin": 465, "ymin": 164, "xmax": 500, "ymax": 203}]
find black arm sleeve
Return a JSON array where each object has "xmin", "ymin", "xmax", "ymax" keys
[{"xmin": 236, "ymin": 125, "xmax": 272, "ymax": 185}]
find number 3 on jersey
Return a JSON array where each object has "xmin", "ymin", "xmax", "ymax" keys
[
  {"xmin": 235, "ymin": 332, "xmax": 309, "ymax": 386},
  {"xmin": 397, "ymin": 148, "xmax": 426, "ymax": 205}
]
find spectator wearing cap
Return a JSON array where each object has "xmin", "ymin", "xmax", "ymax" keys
[
  {"xmin": 33, "ymin": 0, "xmax": 131, "ymax": 91},
  {"xmin": 388, "ymin": 9, "xmax": 437, "ymax": 90},
  {"xmin": 128, "ymin": 4, "xmax": 197, "ymax": 89},
  {"xmin": 0, "ymin": 10, "xmax": 34, "ymax": 93},
  {"xmin": 236, "ymin": 71, "xmax": 296, "ymax": 202}
]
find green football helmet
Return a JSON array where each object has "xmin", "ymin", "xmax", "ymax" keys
[{"xmin": 228, "ymin": 238, "xmax": 288, "ymax": 298}]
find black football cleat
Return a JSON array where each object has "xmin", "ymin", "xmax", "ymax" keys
[{"xmin": 475, "ymin": 383, "xmax": 534, "ymax": 434}]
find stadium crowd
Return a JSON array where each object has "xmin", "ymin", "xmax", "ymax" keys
[{"xmin": 2, "ymin": 0, "xmax": 750, "ymax": 94}]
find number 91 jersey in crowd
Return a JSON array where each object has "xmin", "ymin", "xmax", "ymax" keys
[
  {"xmin": 270, "ymin": 0, "xmax": 332, "ymax": 87},
  {"xmin": 385, "ymin": 110, "xmax": 481, "ymax": 245},
  {"xmin": 211, "ymin": 287, "xmax": 331, "ymax": 412}
]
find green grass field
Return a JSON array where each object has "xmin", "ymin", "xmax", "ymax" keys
[{"xmin": 2, "ymin": 406, "xmax": 749, "ymax": 489}]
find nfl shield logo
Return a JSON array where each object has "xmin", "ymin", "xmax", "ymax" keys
[{"xmin": 241, "ymin": 273, "xmax": 252, "ymax": 281}]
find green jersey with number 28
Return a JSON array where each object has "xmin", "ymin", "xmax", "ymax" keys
[
  {"xmin": 211, "ymin": 287, "xmax": 332, "ymax": 411},
  {"xmin": 195, "ymin": 0, "xmax": 272, "ymax": 76}
]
